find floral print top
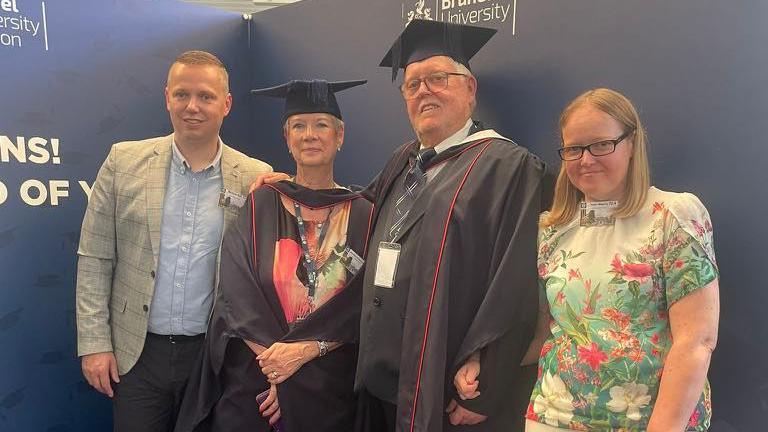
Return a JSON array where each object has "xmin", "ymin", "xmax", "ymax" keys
[{"xmin": 526, "ymin": 187, "xmax": 718, "ymax": 431}]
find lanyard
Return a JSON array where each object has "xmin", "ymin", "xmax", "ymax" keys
[{"xmin": 293, "ymin": 201, "xmax": 331, "ymax": 298}]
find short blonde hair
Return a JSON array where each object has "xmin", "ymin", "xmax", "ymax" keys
[
  {"xmin": 169, "ymin": 50, "xmax": 229, "ymax": 92},
  {"xmin": 541, "ymin": 88, "xmax": 650, "ymax": 228}
]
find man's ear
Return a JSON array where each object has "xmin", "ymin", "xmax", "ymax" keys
[
  {"xmin": 466, "ymin": 75, "xmax": 477, "ymax": 97},
  {"xmin": 223, "ymin": 93, "xmax": 233, "ymax": 116}
]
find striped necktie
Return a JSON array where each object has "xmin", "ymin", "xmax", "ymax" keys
[{"xmin": 387, "ymin": 148, "xmax": 437, "ymax": 241}]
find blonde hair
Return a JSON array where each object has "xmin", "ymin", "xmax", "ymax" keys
[
  {"xmin": 169, "ymin": 50, "xmax": 229, "ymax": 92},
  {"xmin": 541, "ymin": 88, "xmax": 650, "ymax": 228}
]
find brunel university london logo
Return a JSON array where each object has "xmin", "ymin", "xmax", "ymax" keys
[
  {"xmin": 0, "ymin": 0, "xmax": 49, "ymax": 51},
  {"xmin": 402, "ymin": 0, "xmax": 517, "ymax": 34}
]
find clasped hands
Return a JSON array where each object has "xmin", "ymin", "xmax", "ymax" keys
[
  {"xmin": 446, "ymin": 351, "xmax": 488, "ymax": 426},
  {"xmin": 257, "ymin": 340, "xmax": 319, "ymax": 385},
  {"xmin": 254, "ymin": 341, "xmax": 320, "ymax": 426}
]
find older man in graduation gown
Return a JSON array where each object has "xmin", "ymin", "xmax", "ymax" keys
[{"xmin": 354, "ymin": 20, "xmax": 546, "ymax": 432}]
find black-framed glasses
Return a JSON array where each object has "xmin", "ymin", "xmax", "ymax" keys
[
  {"xmin": 558, "ymin": 129, "xmax": 635, "ymax": 161},
  {"xmin": 400, "ymin": 72, "xmax": 467, "ymax": 99}
]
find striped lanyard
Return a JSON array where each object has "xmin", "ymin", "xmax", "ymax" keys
[{"xmin": 293, "ymin": 201, "xmax": 331, "ymax": 298}]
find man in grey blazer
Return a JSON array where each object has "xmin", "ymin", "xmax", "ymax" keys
[{"xmin": 75, "ymin": 50, "xmax": 272, "ymax": 431}]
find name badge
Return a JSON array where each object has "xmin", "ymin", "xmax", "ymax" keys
[
  {"xmin": 374, "ymin": 242, "xmax": 401, "ymax": 288},
  {"xmin": 580, "ymin": 201, "xmax": 618, "ymax": 227},
  {"xmin": 218, "ymin": 188, "xmax": 246, "ymax": 209},
  {"xmin": 334, "ymin": 245, "xmax": 364, "ymax": 276}
]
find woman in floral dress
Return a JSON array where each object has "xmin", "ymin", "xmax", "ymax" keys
[{"xmin": 524, "ymin": 88, "xmax": 719, "ymax": 431}]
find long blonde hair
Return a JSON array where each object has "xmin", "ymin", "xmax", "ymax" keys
[{"xmin": 541, "ymin": 88, "xmax": 650, "ymax": 228}]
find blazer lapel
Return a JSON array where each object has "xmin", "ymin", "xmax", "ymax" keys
[
  {"xmin": 213, "ymin": 144, "xmax": 242, "ymax": 299},
  {"xmin": 220, "ymin": 144, "xmax": 242, "ymax": 230},
  {"xmin": 146, "ymin": 136, "xmax": 172, "ymax": 266}
]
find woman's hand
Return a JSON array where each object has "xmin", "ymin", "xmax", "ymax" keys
[
  {"xmin": 258, "ymin": 383, "xmax": 282, "ymax": 426},
  {"xmin": 249, "ymin": 172, "xmax": 291, "ymax": 194},
  {"xmin": 258, "ymin": 341, "xmax": 319, "ymax": 384},
  {"xmin": 454, "ymin": 352, "xmax": 481, "ymax": 400}
]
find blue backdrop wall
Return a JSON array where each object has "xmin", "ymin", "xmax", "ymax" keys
[
  {"xmin": 247, "ymin": 1, "xmax": 766, "ymax": 431},
  {"xmin": 1, "ymin": 0, "xmax": 765, "ymax": 430},
  {"xmin": 0, "ymin": 0, "xmax": 253, "ymax": 429}
]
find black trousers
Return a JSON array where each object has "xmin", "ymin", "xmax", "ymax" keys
[{"xmin": 112, "ymin": 333, "xmax": 204, "ymax": 432}]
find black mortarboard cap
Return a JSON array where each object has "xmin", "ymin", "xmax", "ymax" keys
[
  {"xmin": 379, "ymin": 19, "xmax": 497, "ymax": 81},
  {"xmin": 251, "ymin": 79, "xmax": 367, "ymax": 122}
]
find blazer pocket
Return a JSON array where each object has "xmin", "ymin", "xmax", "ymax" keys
[{"xmin": 110, "ymin": 295, "xmax": 128, "ymax": 314}]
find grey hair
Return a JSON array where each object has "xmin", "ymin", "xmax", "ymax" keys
[
  {"xmin": 450, "ymin": 59, "xmax": 477, "ymax": 112},
  {"xmin": 451, "ymin": 59, "xmax": 474, "ymax": 79}
]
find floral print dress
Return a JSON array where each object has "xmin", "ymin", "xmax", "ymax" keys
[{"xmin": 526, "ymin": 187, "xmax": 718, "ymax": 431}]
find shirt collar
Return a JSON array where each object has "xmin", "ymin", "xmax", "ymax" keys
[
  {"xmin": 171, "ymin": 138, "xmax": 223, "ymax": 174},
  {"xmin": 420, "ymin": 118, "xmax": 474, "ymax": 155}
]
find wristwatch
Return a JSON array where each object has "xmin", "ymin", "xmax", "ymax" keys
[{"xmin": 317, "ymin": 340, "xmax": 329, "ymax": 357}]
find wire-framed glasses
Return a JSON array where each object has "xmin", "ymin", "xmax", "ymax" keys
[{"xmin": 400, "ymin": 72, "xmax": 467, "ymax": 99}]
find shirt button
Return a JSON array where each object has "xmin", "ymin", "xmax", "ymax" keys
[
  {"xmin": 142, "ymin": 304, "xmax": 148, "ymax": 312},
  {"xmin": 181, "ymin": 246, "xmax": 188, "ymax": 252},
  {"xmin": 175, "ymin": 283, "xmax": 182, "ymax": 288},
  {"xmin": 373, "ymin": 297, "xmax": 382, "ymax": 307},
  {"xmin": 150, "ymin": 270, "xmax": 156, "ymax": 279},
  {"xmin": 186, "ymin": 211, "xmax": 192, "ymax": 217}
]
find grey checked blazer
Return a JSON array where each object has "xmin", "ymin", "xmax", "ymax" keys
[{"xmin": 75, "ymin": 135, "xmax": 272, "ymax": 375}]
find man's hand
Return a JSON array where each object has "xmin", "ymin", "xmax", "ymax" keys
[
  {"xmin": 445, "ymin": 399, "xmax": 488, "ymax": 425},
  {"xmin": 249, "ymin": 172, "xmax": 291, "ymax": 194},
  {"xmin": 454, "ymin": 352, "xmax": 481, "ymax": 400},
  {"xmin": 257, "ymin": 341, "xmax": 319, "ymax": 384},
  {"xmin": 258, "ymin": 383, "xmax": 282, "ymax": 426},
  {"xmin": 81, "ymin": 352, "xmax": 120, "ymax": 397}
]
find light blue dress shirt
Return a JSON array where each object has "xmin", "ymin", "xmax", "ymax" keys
[{"xmin": 147, "ymin": 140, "xmax": 224, "ymax": 335}]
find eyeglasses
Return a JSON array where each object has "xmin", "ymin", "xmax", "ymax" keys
[
  {"xmin": 558, "ymin": 129, "xmax": 635, "ymax": 161},
  {"xmin": 400, "ymin": 72, "xmax": 467, "ymax": 100}
]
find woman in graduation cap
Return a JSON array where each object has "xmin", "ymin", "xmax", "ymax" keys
[{"xmin": 174, "ymin": 79, "xmax": 371, "ymax": 432}]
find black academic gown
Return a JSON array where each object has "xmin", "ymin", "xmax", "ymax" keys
[
  {"xmin": 175, "ymin": 181, "xmax": 374, "ymax": 432},
  {"xmin": 356, "ymin": 122, "xmax": 545, "ymax": 432}
]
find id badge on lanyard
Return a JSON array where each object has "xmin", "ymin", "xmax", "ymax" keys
[
  {"xmin": 334, "ymin": 245, "xmax": 365, "ymax": 276},
  {"xmin": 374, "ymin": 242, "xmax": 401, "ymax": 288}
]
